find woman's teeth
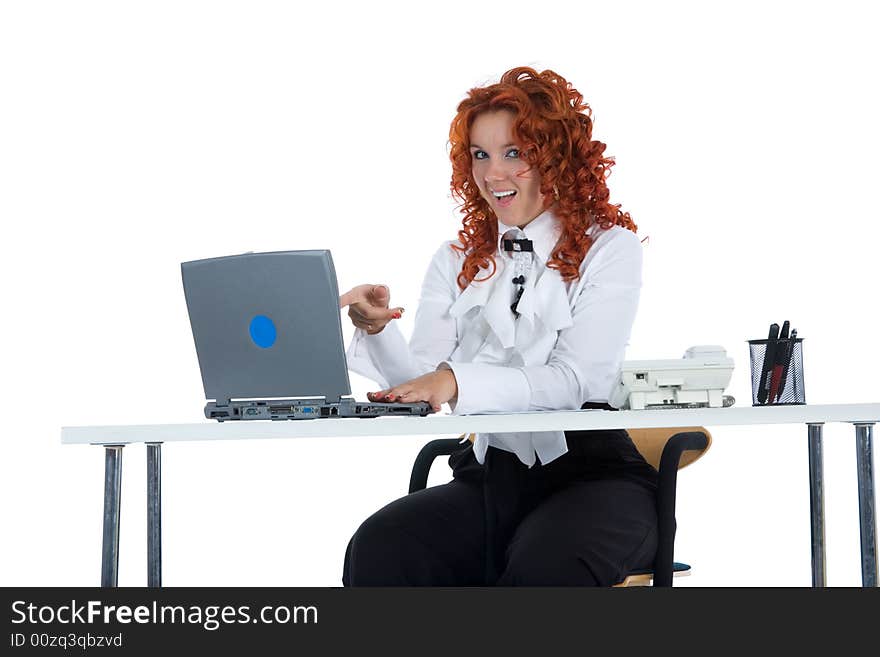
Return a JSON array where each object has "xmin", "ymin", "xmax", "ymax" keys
[{"xmin": 493, "ymin": 190, "xmax": 516, "ymax": 207}]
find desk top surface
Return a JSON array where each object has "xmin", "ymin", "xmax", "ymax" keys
[{"xmin": 60, "ymin": 402, "xmax": 880, "ymax": 445}]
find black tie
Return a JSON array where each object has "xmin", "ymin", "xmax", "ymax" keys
[
  {"xmin": 502, "ymin": 238, "xmax": 533, "ymax": 253},
  {"xmin": 502, "ymin": 238, "xmax": 533, "ymax": 318}
]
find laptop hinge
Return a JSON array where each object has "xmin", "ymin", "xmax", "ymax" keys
[{"xmin": 214, "ymin": 398, "xmax": 230, "ymax": 408}]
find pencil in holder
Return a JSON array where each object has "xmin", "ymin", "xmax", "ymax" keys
[{"xmin": 747, "ymin": 338, "xmax": 805, "ymax": 406}]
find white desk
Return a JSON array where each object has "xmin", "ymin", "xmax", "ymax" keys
[{"xmin": 61, "ymin": 402, "xmax": 880, "ymax": 587}]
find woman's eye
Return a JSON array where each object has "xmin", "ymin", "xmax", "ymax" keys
[{"xmin": 471, "ymin": 148, "xmax": 518, "ymax": 160}]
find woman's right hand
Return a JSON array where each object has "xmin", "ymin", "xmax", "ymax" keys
[{"xmin": 338, "ymin": 284, "xmax": 404, "ymax": 335}]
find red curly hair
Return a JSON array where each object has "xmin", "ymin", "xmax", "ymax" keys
[{"xmin": 448, "ymin": 66, "xmax": 637, "ymax": 291}]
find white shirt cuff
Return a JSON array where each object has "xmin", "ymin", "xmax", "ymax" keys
[{"xmin": 437, "ymin": 361, "xmax": 530, "ymax": 415}]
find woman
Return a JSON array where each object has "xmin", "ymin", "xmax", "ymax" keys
[{"xmin": 339, "ymin": 66, "xmax": 658, "ymax": 586}]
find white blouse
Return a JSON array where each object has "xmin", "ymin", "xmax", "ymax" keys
[{"xmin": 345, "ymin": 208, "xmax": 643, "ymax": 467}]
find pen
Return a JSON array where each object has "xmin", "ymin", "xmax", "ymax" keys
[
  {"xmin": 768, "ymin": 321, "xmax": 789, "ymax": 404},
  {"xmin": 758, "ymin": 323, "xmax": 779, "ymax": 404},
  {"xmin": 775, "ymin": 328, "xmax": 797, "ymax": 403}
]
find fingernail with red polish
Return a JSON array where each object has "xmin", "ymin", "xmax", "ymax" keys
[{"xmin": 391, "ymin": 312, "xmax": 401, "ymax": 319}]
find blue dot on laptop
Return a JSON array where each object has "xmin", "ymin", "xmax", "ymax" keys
[{"xmin": 249, "ymin": 315, "xmax": 277, "ymax": 349}]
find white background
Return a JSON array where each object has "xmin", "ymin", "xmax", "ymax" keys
[{"xmin": 1, "ymin": 0, "xmax": 877, "ymax": 587}]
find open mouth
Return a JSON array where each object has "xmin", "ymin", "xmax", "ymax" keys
[{"xmin": 492, "ymin": 190, "xmax": 517, "ymax": 207}]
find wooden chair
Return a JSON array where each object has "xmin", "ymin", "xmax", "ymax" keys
[{"xmin": 408, "ymin": 426, "xmax": 712, "ymax": 587}]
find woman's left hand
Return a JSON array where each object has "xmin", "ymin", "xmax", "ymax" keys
[{"xmin": 368, "ymin": 370, "xmax": 458, "ymax": 412}]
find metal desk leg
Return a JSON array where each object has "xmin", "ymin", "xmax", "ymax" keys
[
  {"xmin": 807, "ymin": 423, "xmax": 826, "ymax": 587},
  {"xmin": 854, "ymin": 423, "xmax": 877, "ymax": 587},
  {"xmin": 101, "ymin": 445, "xmax": 124, "ymax": 587},
  {"xmin": 147, "ymin": 443, "xmax": 162, "ymax": 588}
]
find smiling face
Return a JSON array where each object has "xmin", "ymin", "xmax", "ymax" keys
[{"xmin": 469, "ymin": 110, "xmax": 546, "ymax": 229}]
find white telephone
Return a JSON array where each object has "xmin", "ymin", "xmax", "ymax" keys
[{"xmin": 608, "ymin": 345, "xmax": 735, "ymax": 410}]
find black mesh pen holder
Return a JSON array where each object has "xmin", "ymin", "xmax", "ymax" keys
[{"xmin": 747, "ymin": 338, "xmax": 806, "ymax": 406}]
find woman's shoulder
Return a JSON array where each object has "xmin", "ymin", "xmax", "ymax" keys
[
  {"xmin": 587, "ymin": 221, "xmax": 641, "ymax": 249},
  {"xmin": 583, "ymin": 222, "xmax": 642, "ymax": 264},
  {"xmin": 430, "ymin": 239, "xmax": 467, "ymax": 265},
  {"xmin": 421, "ymin": 239, "xmax": 467, "ymax": 285},
  {"xmin": 571, "ymin": 223, "xmax": 643, "ymax": 290}
]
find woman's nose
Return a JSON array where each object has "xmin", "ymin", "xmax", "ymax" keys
[{"xmin": 485, "ymin": 159, "xmax": 507, "ymax": 181}]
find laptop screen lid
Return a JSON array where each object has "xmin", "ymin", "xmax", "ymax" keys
[{"xmin": 181, "ymin": 250, "xmax": 351, "ymax": 405}]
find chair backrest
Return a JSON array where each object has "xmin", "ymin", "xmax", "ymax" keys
[
  {"xmin": 466, "ymin": 427, "xmax": 712, "ymax": 470},
  {"xmin": 625, "ymin": 426, "xmax": 712, "ymax": 470}
]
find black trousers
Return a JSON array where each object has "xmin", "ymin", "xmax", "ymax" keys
[{"xmin": 343, "ymin": 417, "xmax": 660, "ymax": 587}]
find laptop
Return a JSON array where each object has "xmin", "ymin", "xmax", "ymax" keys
[{"xmin": 181, "ymin": 249, "xmax": 433, "ymax": 421}]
